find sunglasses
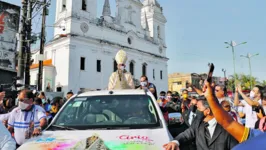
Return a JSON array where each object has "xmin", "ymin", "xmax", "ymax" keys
[{"xmin": 223, "ymin": 105, "xmax": 230, "ymax": 108}]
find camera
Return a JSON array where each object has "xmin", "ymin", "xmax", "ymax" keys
[{"xmin": 252, "ymin": 106, "xmax": 260, "ymax": 113}]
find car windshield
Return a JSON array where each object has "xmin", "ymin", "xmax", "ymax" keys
[{"xmin": 51, "ymin": 95, "xmax": 161, "ymax": 130}]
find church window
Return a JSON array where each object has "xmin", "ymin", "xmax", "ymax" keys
[
  {"xmin": 97, "ymin": 60, "xmax": 101, "ymax": 72},
  {"xmin": 82, "ymin": 0, "xmax": 87, "ymax": 11},
  {"xmin": 160, "ymin": 70, "xmax": 163, "ymax": 79},
  {"xmin": 113, "ymin": 60, "xmax": 117, "ymax": 71},
  {"xmin": 62, "ymin": 0, "xmax": 66, "ymax": 11},
  {"xmin": 80, "ymin": 57, "xmax": 85, "ymax": 70},
  {"xmin": 157, "ymin": 26, "xmax": 161, "ymax": 38},
  {"xmin": 142, "ymin": 63, "xmax": 147, "ymax": 76},
  {"xmin": 153, "ymin": 69, "xmax": 155, "ymax": 80},
  {"xmin": 127, "ymin": 37, "xmax": 132, "ymax": 45},
  {"xmin": 129, "ymin": 61, "xmax": 134, "ymax": 76}
]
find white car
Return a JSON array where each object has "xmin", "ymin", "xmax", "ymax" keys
[{"xmin": 19, "ymin": 89, "xmax": 173, "ymax": 150}]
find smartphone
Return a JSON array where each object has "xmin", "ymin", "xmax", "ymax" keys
[{"xmin": 207, "ymin": 63, "xmax": 215, "ymax": 83}]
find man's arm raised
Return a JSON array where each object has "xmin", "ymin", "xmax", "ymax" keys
[{"xmin": 204, "ymin": 81, "xmax": 247, "ymax": 143}]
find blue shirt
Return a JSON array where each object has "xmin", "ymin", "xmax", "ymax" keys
[
  {"xmin": 233, "ymin": 132, "xmax": 266, "ymax": 150},
  {"xmin": 233, "ymin": 128, "xmax": 264, "ymax": 150}
]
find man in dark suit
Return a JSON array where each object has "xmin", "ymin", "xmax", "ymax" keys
[
  {"xmin": 176, "ymin": 97, "xmax": 198, "ymax": 150},
  {"xmin": 182, "ymin": 97, "xmax": 198, "ymax": 127},
  {"xmin": 163, "ymin": 99, "xmax": 238, "ymax": 150}
]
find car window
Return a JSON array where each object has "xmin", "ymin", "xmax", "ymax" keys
[{"xmin": 52, "ymin": 95, "xmax": 161, "ymax": 129}]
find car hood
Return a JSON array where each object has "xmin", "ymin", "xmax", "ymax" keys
[{"xmin": 18, "ymin": 129, "xmax": 172, "ymax": 150}]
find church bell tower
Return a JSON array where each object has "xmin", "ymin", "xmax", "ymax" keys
[
  {"xmin": 54, "ymin": 0, "xmax": 97, "ymax": 37},
  {"xmin": 142, "ymin": 0, "xmax": 167, "ymax": 44}
]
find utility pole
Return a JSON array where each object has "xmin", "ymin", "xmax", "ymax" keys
[
  {"xmin": 240, "ymin": 53, "xmax": 259, "ymax": 90},
  {"xmin": 224, "ymin": 41, "xmax": 247, "ymax": 89},
  {"xmin": 222, "ymin": 69, "xmax": 227, "ymax": 96},
  {"xmin": 25, "ymin": 0, "xmax": 33, "ymax": 88},
  {"xmin": 38, "ymin": 0, "xmax": 47, "ymax": 91},
  {"xmin": 17, "ymin": 0, "xmax": 28, "ymax": 84}
]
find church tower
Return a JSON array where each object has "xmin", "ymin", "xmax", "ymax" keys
[
  {"xmin": 142, "ymin": 0, "xmax": 167, "ymax": 45},
  {"xmin": 116, "ymin": 0, "xmax": 143, "ymax": 32},
  {"xmin": 54, "ymin": 0, "xmax": 97, "ymax": 37}
]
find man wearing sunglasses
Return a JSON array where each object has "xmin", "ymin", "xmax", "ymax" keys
[
  {"xmin": 221, "ymin": 101, "xmax": 242, "ymax": 124},
  {"xmin": 215, "ymin": 85, "xmax": 231, "ymax": 104},
  {"xmin": 7, "ymin": 90, "xmax": 47, "ymax": 148}
]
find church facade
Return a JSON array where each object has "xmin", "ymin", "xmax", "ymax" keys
[{"xmin": 30, "ymin": 0, "xmax": 168, "ymax": 94}]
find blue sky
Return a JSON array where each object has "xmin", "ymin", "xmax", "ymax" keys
[{"xmin": 6, "ymin": 0, "xmax": 266, "ymax": 81}]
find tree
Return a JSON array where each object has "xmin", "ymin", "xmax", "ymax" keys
[
  {"xmin": 261, "ymin": 80, "xmax": 266, "ymax": 87},
  {"xmin": 227, "ymin": 73, "xmax": 258, "ymax": 91}
]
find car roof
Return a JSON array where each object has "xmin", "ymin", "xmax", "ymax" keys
[{"xmin": 77, "ymin": 89, "xmax": 148, "ymax": 97}]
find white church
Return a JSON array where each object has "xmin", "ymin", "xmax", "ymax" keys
[{"xmin": 30, "ymin": 0, "xmax": 168, "ymax": 94}]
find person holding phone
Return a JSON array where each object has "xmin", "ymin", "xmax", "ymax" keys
[{"xmin": 203, "ymin": 78, "xmax": 264, "ymax": 144}]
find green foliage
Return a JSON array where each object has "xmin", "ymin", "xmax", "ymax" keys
[
  {"xmin": 227, "ymin": 73, "xmax": 258, "ymax": 91},
  {"xmin": 261, "ymin": 80, "xmax": 266, "ymax": 87}
]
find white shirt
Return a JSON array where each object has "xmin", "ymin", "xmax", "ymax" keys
[
  {"xmin": 207, "ymin": 118, "xmax": 217, "ymax": 138},
  {"xmin": 8, "ymin": 105, "xmax": 46, "ymax": 145},
  {"xmin": 0, "ymin": 113, "xmax": 10, "ymax": 121},
  {"xmin": 241, "ymin": 99, "xmax": 261, "ymax": 129},
  {"xmin": 0, "ymin": 121, "xmax": 16, "ymax": 150},
  {"xmin": 188, "ymin": 112, "xmax": 196, "ymax": 125},
  {"xmin": 173, "ymin": 118, "xmax": 218, "ymax": 145}
]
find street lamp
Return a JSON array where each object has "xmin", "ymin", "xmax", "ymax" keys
[
  {"xmin": 224, "ymin": 41, "xmax": 247, "ymax": 87},
  {"xmin": 240, "ymin": 53, "xmax": 259, "ymax": 89}
]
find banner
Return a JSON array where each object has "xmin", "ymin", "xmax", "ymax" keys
[{"xmin": 0, "ymin": 1, "xmax": 20, "ymax": 71}]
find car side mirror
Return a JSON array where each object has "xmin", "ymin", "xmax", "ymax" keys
[{"xmin": 168, "ymin": 112, "xmax": 182, "ymax": 125}]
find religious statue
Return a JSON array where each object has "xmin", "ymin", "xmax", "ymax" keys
[{"xmin": 108, "ymin": 50, "xmax": 135, "ymax": 90}]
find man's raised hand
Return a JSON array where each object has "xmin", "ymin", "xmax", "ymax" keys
[
  {"xmin": 163, "ymin": 142, "xmax": 179, "ymax": 150},
  {"xmin": 203, "ymin": 80, "xmax": 213, "ymax": 98}
]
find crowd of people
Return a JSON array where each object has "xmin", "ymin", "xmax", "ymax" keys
[
  {"xmin": 107, "ymin": 49, "xmax": 266, "ymax": 149},
  {"xmin": 0, "ymin": 90, "xmax": 74, "ymax": 149},
  {"xmin": 161, "ymin": 81, "xmax": 266, "ymax": 150},
  {"xmin": 0, "ymin": 49, "xmax": 265, "ymax": 150}
]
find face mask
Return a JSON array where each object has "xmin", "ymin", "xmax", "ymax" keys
[
  {"xmin": 119, "ymin": 66, "xmax": 125, "ymax": 70},
  {"xmin": 51, "ymin": 105, "xmax": 58, "ymax": 113},
  {"xmin": 195, "ymin": 110, "xmax": 205, "ymax": 120},
  {"xmin": 19, "ymin": 101, "xmax": 30, "ymax": 110},
  {"xmin": 167, "ymin": 96, "xmax": 172, "ymax": 100},
  {"xmin": 183, "ymin": 94, "xmax": 188, "ymax": 99},
  {"xmin": 42, "ymin": 99, "xmax": 46, "ymax": 104},
  {"xmin": 190, "ymin": 104, "xmax": 197, "ymax": 113},
  {"xmin": 140, "ymin": 82, "xmax": 147, "ymax": 87},
  {"xmin": 159, "ymin": 96, "xmax": 165, "ymax": 99},
  {"xmin": 250, "ymin": 91, "xmax": 255, "ymax": 99}
]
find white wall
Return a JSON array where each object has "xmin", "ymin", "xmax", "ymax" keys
[
  {"xmin": 66, "ymin": 36, "xmax": 168, "ymax": 94},
  {"xmin": 30, "ymin": 0, "xmax": 168, "ymax": 95}
]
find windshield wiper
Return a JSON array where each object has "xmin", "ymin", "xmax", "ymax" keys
[
  {"xmin": 50, "ymin": 125, "xmax": 77, "ymax": 130},
  {"xmin": 88, "ymin": 127, "xmax": 131, "ymax": 130}
]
